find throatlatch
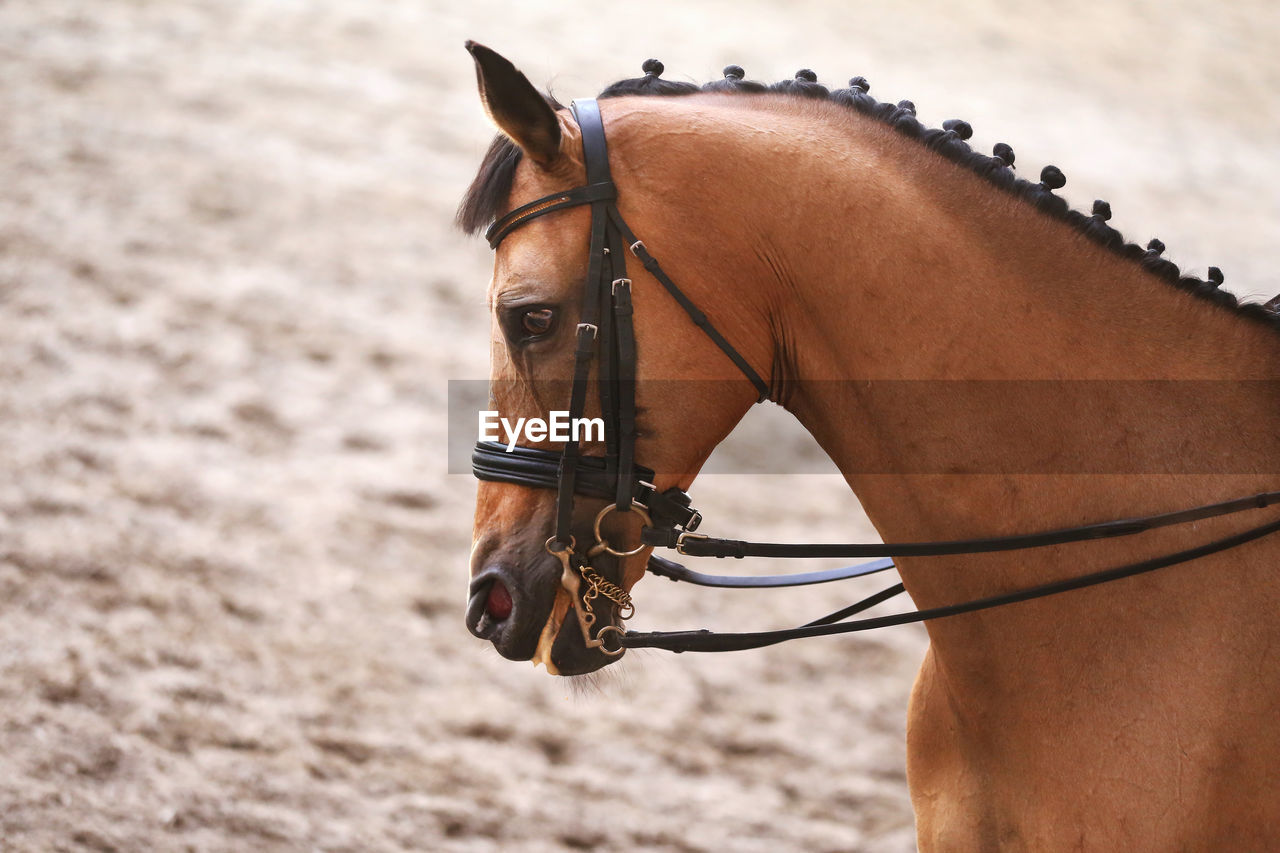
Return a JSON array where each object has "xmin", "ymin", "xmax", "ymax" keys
[{"xmin": 474, "ymin": 98, "xmax": 1280, "ymax": 657}]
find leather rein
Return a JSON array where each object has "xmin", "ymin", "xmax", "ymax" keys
[{"xmin": 473, "ymin": 98, "xmax": 1280, "ymax": 656}]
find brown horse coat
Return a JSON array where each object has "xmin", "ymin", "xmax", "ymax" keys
[{"xmin": 463, "ymin": 45, "xmax": 1280, "ymax": 851}]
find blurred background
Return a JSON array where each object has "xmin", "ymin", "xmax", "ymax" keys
[{"xmin": 1, "ymin": 1, "xmax": 1276, "ymax": 850}]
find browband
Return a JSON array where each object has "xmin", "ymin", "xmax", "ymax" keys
[{"xmin": 484, "ymin": 181, "xmax": 618, "ymax": 249}]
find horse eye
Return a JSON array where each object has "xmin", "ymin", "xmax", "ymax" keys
[{"xmin": 521, "ymin": 307, "xmax": 555, "ymax": 337}]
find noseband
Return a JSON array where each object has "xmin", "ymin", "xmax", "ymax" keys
[{"xmin": 474, "ymin": 98, "xmax": 1280, "ymax": 656}]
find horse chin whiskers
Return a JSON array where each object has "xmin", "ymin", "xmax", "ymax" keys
[
  {"xmin": 564, "ymin": 669, "xmax": 611, "ymax": 696},
  {"xmin": 563, "ymin": 657, "xmax": 632, "ymax": 697}
]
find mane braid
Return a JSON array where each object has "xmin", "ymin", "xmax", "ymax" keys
[{"xmin": 457, "ymin": 67, "xmax": 1280, "ymax": 332}]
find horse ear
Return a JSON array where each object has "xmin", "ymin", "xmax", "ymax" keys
[{"xmin": 465, "ymin": 41, "xmax": 561, "ymax": 167}]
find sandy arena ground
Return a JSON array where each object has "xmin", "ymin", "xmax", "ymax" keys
[{"xmin": 1, "ymin": 2, "xmax": 1276, "ymax": 851}]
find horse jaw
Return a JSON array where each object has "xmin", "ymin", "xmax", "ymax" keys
[{"xmin": 530, "ymin": 588, "xmax": 570, "ymax": 675}]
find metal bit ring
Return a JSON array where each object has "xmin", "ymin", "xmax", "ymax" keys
[
  {"xmin": 594, "ymin": 625, "xmax": 626, "ymax": 656},
  {"xmin": 545, "ymin": 534, "xmax": 576, "ymax": 555},
  {"xmin": 592, "ymin": 503, "xmax": 653, "ymax": 557}
]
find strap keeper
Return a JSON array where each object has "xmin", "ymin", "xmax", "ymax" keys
[
  {"xmin": 613, "ymin": 281, "xmax": 634, "ymax": 316},
  {"xmin": 640, "ymin": 485, "xmax": 701, "ymax": 532},
  {"xmin": 675, "ymin": 531, "xmax": 709, "ymax": 556},
  {"xmin": 574, "ymin": 323, "xmax": 597, "ymax": 357},
  {"xmin": 642, "ymin": 527, "xmax": 680, "ymax": 549}
]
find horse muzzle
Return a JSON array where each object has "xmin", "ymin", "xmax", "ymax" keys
[{"xmin": 465, "ymin": 553, "xmax": 624, "ymax": 675}]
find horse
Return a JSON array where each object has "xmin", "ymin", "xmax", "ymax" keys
[{"xmin": 457, "ymin": 42, "xmax": 1280, "ymax": 851}]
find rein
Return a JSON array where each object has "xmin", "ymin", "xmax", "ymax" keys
[{"xmin": 474, "ymin": 98, "xmax": 1280, "ymax": 657}]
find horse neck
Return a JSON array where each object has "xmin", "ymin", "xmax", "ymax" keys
[
  {"xmin": 614, "ymin": 95, "xmax": 1280, "ymax": 660},
  {"xmin": 735, "ymin": 107, "xmax": 1280, "ymax": 539}
]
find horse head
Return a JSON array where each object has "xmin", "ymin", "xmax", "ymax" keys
[{"xmin": 460, "ymin": 43, "xmax": 765, "ymax": 674}]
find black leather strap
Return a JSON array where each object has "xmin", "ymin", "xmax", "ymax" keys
[
  {"xmin": 574, "ymin": 99, "xmax": 611, "ymax": 186},
  {"xmin": 610, "ymin": 276, "xmax": 638, "ymax": 511},
  {"xmin": 609, "ymin": 208, "xmax": 772, "ymax": 402},
  {"xmin": 634, "ymin": 484, "xmax": 700, "ymax": 531},
  {"xmin": 553, "ymin": 323, "xmax": 600, "ymax": 546},
  {"xmin": 548, "ymin": 102, "xmax": 617, "ymax": 547},
  {"xmin": 473, "ymin": 441, "xmax": 653, "ymax": 497},
  {"xmin": 803, "ymin": 584, "xmax": 907, "ymax": 627},
  {"xmin": 621, "ymin": 516, "xmax": 1280, "ymax": 653},
  {"xmin": 485, "ymin": 182, "xmax": 617, "ymax": 249},
  {"xmin": 650, "ymin": 490, "xmax": 1280, "ymax": 558}
]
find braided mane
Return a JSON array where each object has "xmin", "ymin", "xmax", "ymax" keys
[{"xmin": 458, "ymin": 62, "xmax": 1280, "ymax": 331}]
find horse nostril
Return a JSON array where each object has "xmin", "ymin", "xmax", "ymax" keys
[
  {"xmin": 466, "ymin": 568, "xmax": 517, "ymax": 640},
  {"xmin": 486, "ymin": 579, "xmax": 513, "ymax": 621},
  {"xmin": 464, "ymin": 562, "xmax": 556, "ymax": 662}
]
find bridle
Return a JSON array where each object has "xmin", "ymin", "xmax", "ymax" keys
[
  {"xmin": 477, "ymin": 98, "xmax": 744, "ymax": 655},
  {"xmin": 473, "ymin": 98, "xmax": 1280, "ymax": 657}
]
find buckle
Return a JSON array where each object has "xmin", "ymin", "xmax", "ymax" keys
[
  {"xmin": 685, "ymin": 510, "xmax": 703, "ymax": 533},
  {"xmin": 675, "ymin": 531, "xmax": 708, "ymax": 556},
  {"xmin": 576, "ymin": 322, "xmax": 598, "ymax": 339},
  {"xmin": 611, "ymin": 277, "xmax": 631, "ymax": 295}
]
